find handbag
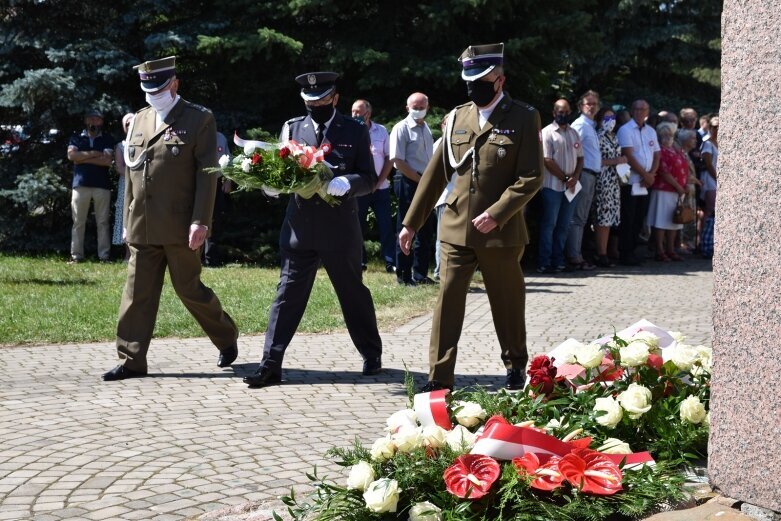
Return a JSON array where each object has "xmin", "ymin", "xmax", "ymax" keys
[{"xmin": 673, "ymin": 195, "xmax": 695, "ymax": 225}]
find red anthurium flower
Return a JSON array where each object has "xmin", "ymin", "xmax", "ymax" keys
[
  {"xmin": 568, "ymin": 436, "xmax": 593, "ymax": 449},
  {"xmin": 444, "ymin": 454, "xmax": 501, "ymax": 500},
  {"xmin": 278, "ymin": 147, "xmax": 291, "ymax": 159},
  {"xmin": 558, "ymin": 448, "xmax": 623, "ymax": 495},
  {"xmin": 251, "ymin": 153, "xmax": 262, "ymax": 165},
  {"xmin": 512, "ymin": 453, "xmax": 564, "ymax": 491}
]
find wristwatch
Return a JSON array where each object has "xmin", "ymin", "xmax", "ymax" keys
[{"xmin": 563, "ymin": 175, "xmax": 571, "ymax": 183}]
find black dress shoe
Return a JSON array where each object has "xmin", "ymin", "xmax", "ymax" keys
[
  {"xmin": 102, "ymin": 365, "xmax": 147, "ymax": 381},
  {"xmin": 243, "ymin": 367, "xmax": 282, "ymax": 388},
  {"xmin": 506, "ymin": 369, "xmax": 525, "ymax": 391},
  {"xmin": 385, "ymin": 264, "xmax": 396, "ymax": 273},
  {"xmin": 217, "ymin": 344, "xmax": 238, "ymax": 367},
  {"xmin": 362, "ymin": 357, "xmax": 382, "ymax": 376},
  {"xmin": 421, "ymin": 380, "xmax": 453, "ymax": 393},
  {"xmin": 413, "ymin": 276, "xmax": 437, "ymax": 285}
]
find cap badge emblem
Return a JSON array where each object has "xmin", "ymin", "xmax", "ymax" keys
[{"xmin": 307, "ymin": 74, "xmax": 317, "ymax": 85}]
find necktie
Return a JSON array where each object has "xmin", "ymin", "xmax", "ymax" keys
[{"xmin": 316, "ymin": 125, "xmax": 324, "ymax": 146}]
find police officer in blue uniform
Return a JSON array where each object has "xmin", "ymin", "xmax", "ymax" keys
[{"xmin": 244, "ymin": 72, "xmax": 383, "ymax": 388}]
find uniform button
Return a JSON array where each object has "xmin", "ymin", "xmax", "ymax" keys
[{"xmin": 470, "ymin": 188, "xmax": 476, "ymax": 194}]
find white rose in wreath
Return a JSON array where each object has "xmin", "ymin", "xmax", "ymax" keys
[
  {"xmin": 363, "ymin": 478, "xmax": 400, "ymax": 513},
  {"xmin": 370, "ymin": 436, "xmax": 396, "ymax": 462},
  {"xmin": 346, "ymin": 461, "xmax": 375, "ymax": 491},
  {"xmin": 694, "ymin": 345, "xmax": 712, "ymax": 373},
  {"xmin": 408, "ymin": 501, "xmax": 443, "ymax": 521},
  {"xmin": 574, "ymin": 343, "xmax": 604, "ymax": 369},
  {"xmin": 421, "ymin": 425, "xmax": 448, "ymax": 448},
  {"xmin": 669, "ymin": 343, "xmax": 698, "ymax": 371},
  {"xmin": 597, "ymin": 437, "xmax": 632, "ymax": 454},
  {"xmin": 218, "ymin": 154, "xmax": 230, "ymax": 168},
  {"xmin": 392, "ymin": 426, "xmax": 424, "ymax": 453},
  {"xmin": 618, "ymin": 383, "xmax": 653, "ymax": 419},
  {"xmin": 593, "ymin": 396, "xmax": 624, "ymax": 428},
  {"xmin": 386, "ymin": 409, "xmax": 418, "ymax": 433},
  {"xmin": 668, "ymin": 331, "xmax": 686, "ymax": 343},
  {"xmin": 619, "ymin": 341, "xmax": 650, "ymax": 367},
  {"xmin": 680, "ymin": 395, "xmax": 707, "ymax": 424},
  {"xmin": 454, "ymin": 401, "xmax": 487, "ymax": 428},
  {"xmin": 445, "ymin": 425, "xmax": 477, "ymax": 451},
  {"xmin": 630, "ymin": 330, "xmax": 660, "ymax": 349}
]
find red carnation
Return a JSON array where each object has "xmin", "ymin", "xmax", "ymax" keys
[
  {"xmin": 647, "ymin": 353, "xmax": 664, "ymax": 372},
  {"xmin": 278, "ymin": 147, "xmax": 291, "ymax": 159},
  {"xmin": 444, "ymin": 454, "xmax": 501, "ymax": 500},
  {"xmin": 528, "ymin": 355, "xmax": 557, "ymax": 395},
  {"xmin": 558, "ymin": 448, "xmax": 623, "ymax": 495},
  {"xmin": 251, "ymin": 153, "xmax": 262, "ymax": 165}
]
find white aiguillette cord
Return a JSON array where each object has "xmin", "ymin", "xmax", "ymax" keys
[
  {"xmin": 123, "ymin": 116, "xmax": 147, "ymax": 169},
  {"xmin": 443, "ymin": 108, "xmax": 476, "ymax": 182}
]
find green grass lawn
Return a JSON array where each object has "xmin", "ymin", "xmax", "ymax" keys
[{"xmin": 0, "ymin": 254, "xmax": 440, "ymax": 345}]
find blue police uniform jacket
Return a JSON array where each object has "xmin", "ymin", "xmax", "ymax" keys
[{"xmin": 279, "ymin": 111, "xmax": 376, "ymax": 251}]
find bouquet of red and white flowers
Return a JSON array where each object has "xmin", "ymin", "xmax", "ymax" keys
[{"xmin": 214, "ymin": 134, "xmax": 339, "ymax": 206}]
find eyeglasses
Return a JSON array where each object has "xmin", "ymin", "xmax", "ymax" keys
[{"xmin": 581, "ymin": 102, "xmax": 598, "ymax": 106}]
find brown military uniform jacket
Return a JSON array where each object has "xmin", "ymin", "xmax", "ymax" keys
[
  {"xmin": 123, "ymin": 98, "xmax": 218, "ymax": 244},
  {"xmin": 403, "ymin": 93, "xmax": 543, "ymax": 246}
]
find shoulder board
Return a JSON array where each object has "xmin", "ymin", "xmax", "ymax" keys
[
  {"xmin": 454, "ymin": 101, "xmax": 472, "ymax": 110},
  {"xmin": 136, "ymin": 106, "xmax": 153, "ymax": 115},
  {"xmin": 512, "ymin": 99, "xmax": 536, "ymax": 112},
  {"xmin": 285, "ymin": 116, "xmax": 306, "ymax": 124},
  {"xmin": 185, "ymin": 101, "xmax": 211, "ymax": 113}
]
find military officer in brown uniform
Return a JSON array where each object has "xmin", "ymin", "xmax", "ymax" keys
[
  {"xmin": 399, "ymin": 43, "xmax": 543, "ymax": 391},
  {"xmin": 103, "ymin": 56, "xmax": 239, "ymax": 381}
]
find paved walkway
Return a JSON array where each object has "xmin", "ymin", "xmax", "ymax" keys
[{"xmin": 0, "ymin": 260, "xmax": 713, "ymax": 520}]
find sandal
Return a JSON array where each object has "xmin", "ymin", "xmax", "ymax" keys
[
  {"xmin": 655, "ymin": 253, "xmax": 671, "ymax": 262},
  {"xmin": 667, "ymin": 252, "xmax": 684, "ymax": 261}
]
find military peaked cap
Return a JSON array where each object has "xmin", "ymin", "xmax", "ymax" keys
[
  {"xmin": 295, "ymin": 72, "xmax": 338, "ymax": 101},
  {"xmin": 134, "ymin": 56, "xmax": 177, "ymax": 93},
  {"xmin": 459, "ymin": 43, "xmax": 504, "ymax": 81}
]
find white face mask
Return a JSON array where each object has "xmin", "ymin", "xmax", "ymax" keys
[
  {"xmin": 409, "ymin": 108, "xmax": 427, "ymax": 120},
  {"xmin": 145, "ymin": 89, "xmax": 176, "ymax": 113},
  {"xmin": 602, "ymin": 119, "xmax": 616, "ymax": 133}
]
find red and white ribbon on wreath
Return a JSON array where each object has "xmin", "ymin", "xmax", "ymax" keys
[
  {"xmin": 471, "ymin": 421, "xmax": 655, "ymax": 470},
  {"xmin": 233, "ymin": 132, "xmax": 276, "ymax": 151},
  {"xmin": 285, "ymin": 140, "xmax": 333, "ymax": 169},
  {"xmin": 413, "ymin": 390, "xmax": 453, "ymax": 430}
]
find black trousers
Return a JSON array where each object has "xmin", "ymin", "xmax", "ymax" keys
[
  {"xmin": 394, "ymin": 175, "xmax": 436, "ymax": 282},
  {"xmin": 260, "ymin": 243, "xmax": 382, "ymax": 374},
  {"xmin": 618, "ymin": 185, "xmax": 649, "ymax": 260}
]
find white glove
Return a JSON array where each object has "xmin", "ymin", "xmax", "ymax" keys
[
  {"xmin": 261, "ymin": 185, "xmax": 280, "ymax": 198},
  {"xmin": 326, "ymin": 176, "xmax": 351, "ymax": 196}
]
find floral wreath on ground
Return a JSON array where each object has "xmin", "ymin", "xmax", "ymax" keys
[
  {"xmin": 210, "ymin": 133, "xmax": 339, "ymax": 206},
  {"xmin": 276, "ymin": 321, "xmax": 711, "ymax": 521}
]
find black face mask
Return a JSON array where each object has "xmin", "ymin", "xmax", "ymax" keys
[
  {"xmin": 307, "ymin": 104, "xmax": 335, "ymax": 125},
  {"xmin": 88, "ymin": 124, "xmax": 102, "ymax": 133},
  {"xmin": 554, "ymin": 114, "xmax": 570, "ymax": 126},
  {"xmin": 466, "ymin": 79, "xmax": 498, "ymax": 107}
]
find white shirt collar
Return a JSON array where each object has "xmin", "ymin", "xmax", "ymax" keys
[{"xmin": 404, "ymin": 114, "xmax": 427, "ymax": 128}]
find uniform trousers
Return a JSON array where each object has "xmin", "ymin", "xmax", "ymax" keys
[
  {"xmin": 429, "ymin": 242, "xmax": 528, "ymax": 387},
  {"xmin": 116, "ymin": 243, "xmax": 238, "ymax": 372},
  {"xmin": 260, "ymin": 243, "xmax": 383, "ymax": 374},
  {"xmin": 618, "ymin": 186, "xmax": 649, "ymax": 260}
]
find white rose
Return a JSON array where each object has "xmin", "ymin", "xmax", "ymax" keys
[
  {"xmin": 346, "ymin": 461, "xmax": 375, "ymax": 491},
  {"xmin": 218, "ymin": 154, "xmax": 230, "ymax": 168},
  {"xmin": 631, "ymin": 330, "xmax": 660, "ymax": 349},
  {"xmin": 363, "ymin": 478, "xmax": 400, "ymax": 513},
  {"xmin": 704, "ymin": 412, "xmax": 711, "ymax": 426},
  {"xmin": 545, "ymin": 418, "xmax": 568, "ymax": 431},
  {"xmin": 597, "ymin": 437, "xmax": 632, "ymax": 454},
  {"xmin": 408, "ymin": 501, "xmax": 443, "ymax": 521},
  {"xmin": 618, "ymin": 383, "xmax": 653, "ymax": 419},
  {"xmin": 421, "ymin": 425, "xmax": 448, "ymax": 448},
  {"xmin": 668, "ymin": 331, "xmax": 686, "ymax": 343},
  {"xmin": 557, "ymin": 341, "xmax": 581, "ymax": 364},
  {"xmin": 619, "ymin": 341, "xmax": 650, "ymax": 367},
  {"xmin": 694, "ymin": 345, "xmax": 712, "ymax": 373},
  {"xmin": 240, "ymin": 157, "xmax": 252, "ymax": 173},
  {"xmin": 445, "ymin": 425, "xmax": 477, "ymax": 451},
  {"xmin": 454, "ymin": 401, "xmax": 487, "ymax": 428},
  {"xmin": 574, "ymin": 343, "xmax": 604, "ymax": 369},
  {"xmin": 593, "ymin": 396, "xmax": 623, "ymax": 428},
  {"xmin": 370, "ymin": 436, "xmax": 396, "ymax": 462},
  {"xmin": 243, "ymin": 143, "xmax": 256, "ymax": 155},
  {"xmin": 386, "ymin": 409, "xmax": 418, "ymax": 433},
  {"xmin": 680, "ymin": 395, "xmax": 707, "ymax": 424},
  {"xmin": 392, "ymin": 426, "xmax": 424, "ymax": 453},
  {"xmin": 669, "ymin": 343, "xmax": 698, "ymax": 371}
]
